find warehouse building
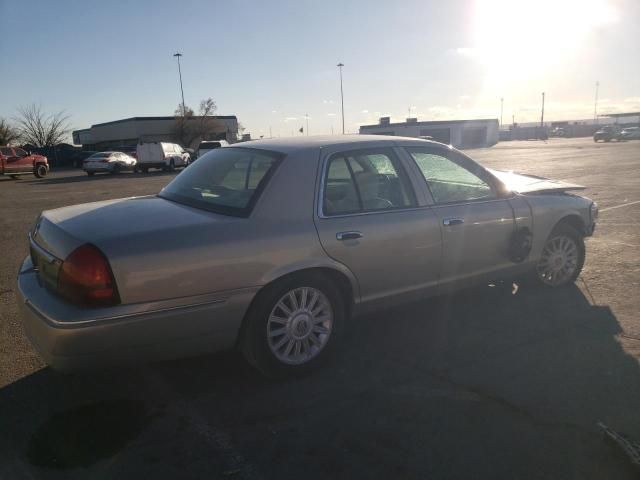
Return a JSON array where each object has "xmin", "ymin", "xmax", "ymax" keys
[
  {"xmin": 72, "ymin": 115, "xmax": 238, "ymax": 150},
  {"xmin": 359, "ymin": 117, "xmax": 499, "ymax": 148}
]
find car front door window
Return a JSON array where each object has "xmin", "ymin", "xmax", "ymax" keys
[{"xmin": 408, "ymin": 150, "xmax": 495, "ymax": 204}]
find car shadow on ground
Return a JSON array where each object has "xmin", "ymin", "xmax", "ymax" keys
[{"xmin": 1, "ymin": 281, "xmax": 639, "ymax": 479}]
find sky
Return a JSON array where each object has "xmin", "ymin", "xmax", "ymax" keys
[{"xmin": 1, "ymin": 0, "xmax": 638, "ymax": 139}]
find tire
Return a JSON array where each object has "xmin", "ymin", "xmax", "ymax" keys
[
  {"xmin": 34, "ymin": 164, "xmax": 48, "ymax": 178},
  {"xmin": 530, "ymin": 224, "xmax": 585, "ymax": 288},
  {"xmin": 141, "ymin": 167, "xmax": 148, "ymax": 173},
  {"xmin": 87, "ymin": 172, "xmax": 95, "ymax": 176},
  {"xmin": 169, "ymin": 159, "xmax": 176, "ymax": 172},
  {"xmin": 240, "ymin": 272, "xmax": 345, "ymax": 378},
  {"xmin": 111, "ymin": 163, "xmax": 121, "ymax": 174},
  {"xmin": 9, "ymin": 175, "xmax": 19, "ymax": 180}
]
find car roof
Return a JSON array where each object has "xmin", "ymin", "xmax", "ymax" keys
[{"xmin": 229, "ymin": 135, "xmax": 441, "ymax": 154}]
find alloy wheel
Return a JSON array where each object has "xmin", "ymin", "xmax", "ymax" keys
[
  {"xmin": 267, "ymin": 287, "xmax": 333, "ymax": 365},
  {"xmin": 536, "ymin": 234, "xmax": 580, "ymax": 286}
]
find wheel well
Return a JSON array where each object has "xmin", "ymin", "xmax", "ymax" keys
[
  {"xmin": 236, "ymin": 267, "xmax": 355, "ymax": 347},
  {"xmin": 554, "ymin": 214, "xmax": 586, "ymax": 235}
]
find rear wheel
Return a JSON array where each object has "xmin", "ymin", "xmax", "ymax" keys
[
  {"xmin": 240, "ymin": 273, "xmax": 345, "ymax": 378},
  {"xmin": 87, "ymin": 171, "xmax": 95, "ymax": 176},
  {"xmin": 532, "ymin": 224, "xmax": 585, "ymax": 287},
  {"xmin": 9, "ymin": 175, "xmax": 19, "ymax": 179},
  {"xmin": 111, "ymin": 163, "xmax": 121, "ymax": 174},
  {"xmin": 34, "ymin": 164, "xmax": 48, "ymax": 178}
]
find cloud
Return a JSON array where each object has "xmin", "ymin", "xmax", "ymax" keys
[
  {"xmin": 458, "ymin": 95, "xmax": 471, "ymax": 101},
  {"xmin": 454, "ymin": 47, "xmax": 477, "ymax": 57},
  {"xmin": 327, "ymin": 113, "xmax": 337, "ymax": 117},
  {"xmin": 284, "ymin": 117, "xmax": 297, "ymax": 122},
  {"xmin": 323, "ymin": 99, "xmax": 335, "ymax": 105},
  {"xmin": 271, "ymin": 110, "xmax": 278, "ymax": 114},
  {"xmin": 361, "ymin": 109, "xmax": 369, "ymax": 113}
]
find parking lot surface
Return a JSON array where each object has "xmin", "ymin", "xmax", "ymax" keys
[{"xmin": 1, "ymin": 137, "xmax": 639, "ymax": 479}]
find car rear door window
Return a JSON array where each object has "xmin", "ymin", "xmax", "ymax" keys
[
  {"xmin": 323, "ymin": 149, "xmax": 416, "ymax": 216},
  {"xmin": 1, "ymin": 148, "xmax": 14, "ymax": 156},
  {"xmin": 407, "ymin": 148, "xmax": 496, "ymax": 204}
]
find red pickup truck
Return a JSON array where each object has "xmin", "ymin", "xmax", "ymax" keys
[{"xmin": 0, "ymin": 146, "xmax": 49, "ymax": 178}]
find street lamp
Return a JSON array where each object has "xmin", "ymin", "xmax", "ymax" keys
[
  {"xmin": 500, "ymin": 97, "xmax": 504, "ymax": 128},
  {"xmin": 173, "ymin": 52, "xmax": 186, "ymax": 117},
  {"xmin": 594, "ymin": 81, "xmax": 599, "ymax": 125},
  {"xmin": 337, "ymin": 63, "xmax": 345, "ymax": 134}
]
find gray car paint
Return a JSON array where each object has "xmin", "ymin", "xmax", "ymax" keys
[{"xmin": 17, "ymin": 135, "xmax": 596, "ymax": 371}]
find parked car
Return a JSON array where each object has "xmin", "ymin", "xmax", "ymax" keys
[
  {"xmin": 83, "ymin": 151, "xmax": 137, "ymax": 176},
  {"xmin": 17, "ymin": 136, "xmax": 598, "ymax": 376},
  {"xmin": 195, "ymin": 140, "xmax": 229, "ymax": 160},
  {"xmin": 135, "ymin": 142, "xmax": 190, "ymax": 172},
  {"xmin": 0, "ymin": 146, "xmax": 49, "ymax": 179},
  {"xmin": 620, "ymin": 126, "xmax": 640, "ymax": 140},
  {"xmin": 593, "ymin": 125, "xmax": 622, "ymax": 142}
]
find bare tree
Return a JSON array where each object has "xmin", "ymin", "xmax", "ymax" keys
[
  {"xmin": 14, "ymin": 104, "xmax": 72, "ymax": 147},
  {"xmin": 0, "ymin": 118, "xmax": 20, "ymax": 145},
  {"xmin": 171, "ymin": 98, "xmax": 222, "ymax": 148}
]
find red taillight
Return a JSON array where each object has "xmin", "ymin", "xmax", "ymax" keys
[{"xmin": 57, "ymin": 244, "xmax": 119, "ymax": 306}]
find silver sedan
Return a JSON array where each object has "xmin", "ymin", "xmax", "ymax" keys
[{"xmin": 17, "ymin": 136, "xmax": 597, "ymax": 376}]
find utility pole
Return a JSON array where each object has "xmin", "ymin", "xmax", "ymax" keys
[
  {"xmin": 173, "ymin": 52, "xmax": 186, "ymax": 116},
  {"xmin": 512, "ymin": 114, "xmax": 515, "ymax": 127},
  {"xmin": 305, "ymin": 113, "xmax": 309, "ymax": 136},
  {"xmin": 594, "ymin": 81, "xmax": 599, "ymax": 125},
  {"xmin": 500, "ymin": 97, "xmax": 504, "ymax": 128},
  {"xmin": 540, "ymin": 92, "xmax": 545, "ymax": 128},
  {"xmin": 337, "ymin": 63, "xmax": 345, "ymax": 134},
  {"xmin": 269, "ymin": 126, "xmax": 272, "ymax": 138}
]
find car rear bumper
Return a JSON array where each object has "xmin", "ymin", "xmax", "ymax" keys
[{"xmin": 16, "ymin": 258, "xmax": 256, "ymax": 372}]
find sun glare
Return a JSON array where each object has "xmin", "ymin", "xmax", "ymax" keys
[{"xmin": 471, "ymin": 0, "xmax": 619, "ymax": 83}]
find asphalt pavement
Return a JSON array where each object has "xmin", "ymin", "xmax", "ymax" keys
[{"xmin": 1, "ymin": 137, "xmax": 639, "ymax": 479}]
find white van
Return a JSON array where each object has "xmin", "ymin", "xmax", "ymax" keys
[
  {"xmin": 136, "ymin": 142, "xmax": 190, "ymax": 172},
  {"xmin": 196, "ymin": 140, "xmax": 229, "ymax": 160}
]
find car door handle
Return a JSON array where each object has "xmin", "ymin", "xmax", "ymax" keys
[
  {"xmin": 443, "ymin": 217, "xmax": 464, "ymax": 226},
  {"xmin": 336, "ymin": 231, "xmax": 363, "ymax": 241}
]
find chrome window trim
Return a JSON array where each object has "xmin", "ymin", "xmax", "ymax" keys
[{"xmin": 316, "ymin": 144, "xmax": 515, "ymax": 219}]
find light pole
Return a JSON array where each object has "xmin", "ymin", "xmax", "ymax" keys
[
  {"xmin": 500, "ymin": 97, "xmax": 504, "ymax": 128},
  {"xmin": 540, "ymin": 92, "xmax": 545, "ymax": 128},
  {"xmin": 594, "ymin": 81, "xmax": 599, "ymax": 125},
  {"xmin": 305, "ymin": 113, "xmax": 309, "ymax": 136},
  {"xmin": 337, "ymin": 63, "xmax": 345, "ymax": 134},
  {"xmin": 173, "ymin": 52, "xmax": 186, "ymax": 116}
]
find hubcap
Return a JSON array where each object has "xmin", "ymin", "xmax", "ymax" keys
[
  {"xmin": 536, "ymin": 234, "xmax": 579, "ymax": 286},
  {"xmin": 267, "ymin": 287, "xmax": 333, "ymax": 365}
]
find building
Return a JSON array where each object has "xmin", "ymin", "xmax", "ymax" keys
[
  {"xmin": 359, "ymin": 117, "xmax": 499, "ymax": 148},
  {"xmin": 72, "ymin": 115, "xmax": 239, "ymax": 150}
]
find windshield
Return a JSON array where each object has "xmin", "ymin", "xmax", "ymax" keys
[
  {"xmin": 159, "ymin": 147, "xmax": 282, "ymax": 216},
  {"xmin": 199, "ymin": 142, "xmax": 221, "ymax": 150}
]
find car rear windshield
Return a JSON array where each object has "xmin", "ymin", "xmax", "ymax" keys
[{"xmin": 159, "ymin": 147, "xmax": 282, "ymax": 216}]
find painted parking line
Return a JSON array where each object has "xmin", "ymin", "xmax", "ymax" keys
[{"xmin": 600, "ymin": 200, "xmax": 640, "ymax": 212}]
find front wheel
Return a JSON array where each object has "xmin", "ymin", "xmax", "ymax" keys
[
  {"xmin": 240, "ymin": 273, "xmax": 345, "ymax": 378},
  {"xmin": 533, "ymin": 224, "xmax": 585, "ymax": 287},
  {"xmin": 34, "ymin": 164, "xmax": 48, "ymax": 178}
]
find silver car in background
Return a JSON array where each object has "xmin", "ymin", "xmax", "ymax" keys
[
  {"xmin": 83, "ymin": 151, "xmax": 137, "ymax": 176},
  {"xmin": 17, "ymin": 136, "xmax": 597, "ymax": 377}
]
